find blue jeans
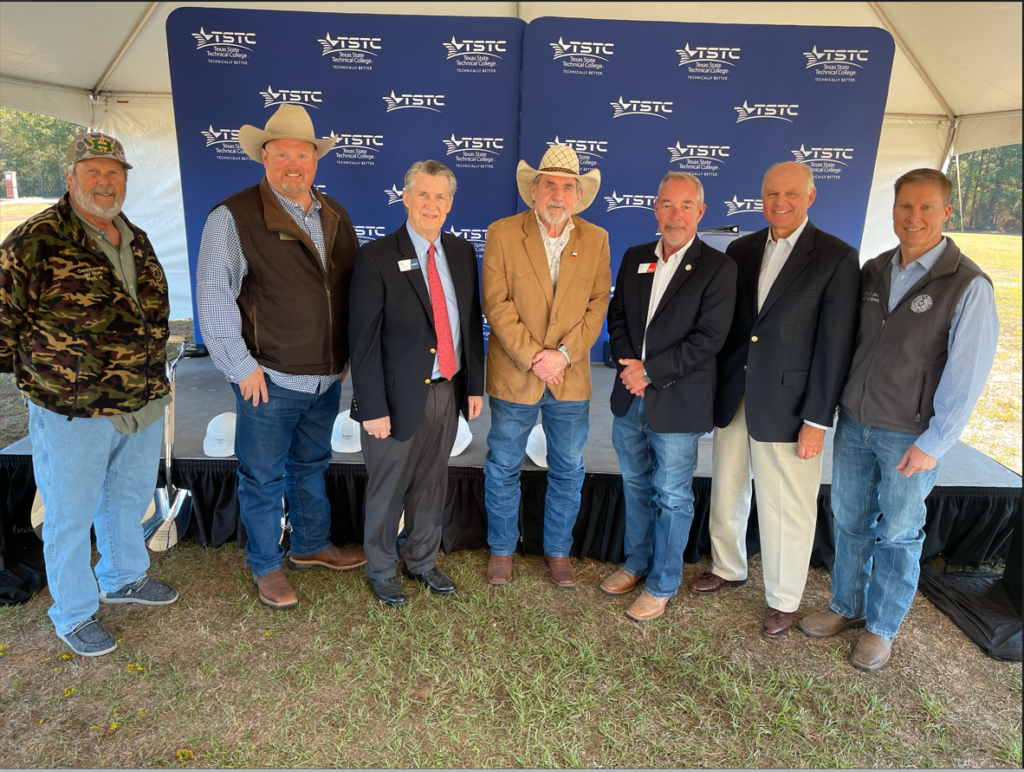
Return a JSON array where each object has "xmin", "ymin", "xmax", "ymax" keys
[
  {"xmin": 484, "ymin": 389, "xmax": 590, "ymax": 557},
  {"xmin": 612, "ymin": 397, "xmax": 700, "ymax": 598},
  {"xmin": 830, "ymin": 413, "xmax": 942, "ymax": 639},
  {"xmin": 29, "ymin": 402, "xmax": 162, "ymax": 635},
  {"xmin": 232, "ymin": 379, "xmax": 339, "ymax": 578}
]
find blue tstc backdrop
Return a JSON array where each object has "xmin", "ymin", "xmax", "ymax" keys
[
  {"xmin": 520, "ymin": 17, "xmax": 894, "ymax": 359},
  {"xmin": 165, "ymin": 8, "xmax": 525, "ymax": 346},
  {"xmin": 166, "ymin": 10, "xmax": 893, "ymax": 359}
]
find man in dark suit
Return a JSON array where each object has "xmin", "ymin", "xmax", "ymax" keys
[
  {"xmin": 349, "ymin": 160, "xmax": 485, "ymax": 607},
  {"xmin": 601, "ymin": 172, "xmax": 737, "ymax": 621},
  {"xmin": 693, "ymin": 162, "xmax": 860, "ymax": 638}
]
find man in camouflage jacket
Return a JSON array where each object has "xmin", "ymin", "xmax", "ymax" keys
[{"xmin": 0, "ymin": 132, "xmax": 179, "ymax": 657}]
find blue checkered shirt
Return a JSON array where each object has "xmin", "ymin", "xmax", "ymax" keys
[
  {"xmin": 888, "ymin": 238, "xmax": 1000, "ymax": 457},
  {"xmin": 196, "ymin": 185, "xmax": 342, "ymax": 394}
]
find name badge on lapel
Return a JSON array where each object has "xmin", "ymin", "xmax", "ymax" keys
[
  {"xmin": 278, "ymin": 231, "xmax": 299, "ymax": 241},
  {"xmin": 638, "ymin": 262, "xmax": 657, "ymax": 274},
  {"xmin": 398, "ymin": 258, "xmax": 420, "ymax": 272}
]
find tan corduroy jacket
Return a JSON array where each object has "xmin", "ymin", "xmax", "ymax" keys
[{"xmin": 482, "ymin": 210, "xmax": 612, "ymax": 405}]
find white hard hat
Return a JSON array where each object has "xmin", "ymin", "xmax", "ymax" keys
[
  {"xmin": 203, "ymin": 412, "xmax": 236, "ymax": 457},
  {"xmin": 525, "ymin": 424, "xmax": 548, "ymax": 468},
  {"xmin": 332, "ymin": 410, "xmax": 361, "ymax": 453},
  {"xmin": 450, "ymin": 415, "xmax": 472, "ymax": 457}
]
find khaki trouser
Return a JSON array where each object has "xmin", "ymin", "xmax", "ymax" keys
[{"xmin": 709, "ymin": 397, "xmax": 823, "ymax": 613}]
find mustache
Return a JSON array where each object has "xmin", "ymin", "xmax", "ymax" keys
[{"xmin": 92, "ymin": 186, "xmax": 118, "ymax": 197}]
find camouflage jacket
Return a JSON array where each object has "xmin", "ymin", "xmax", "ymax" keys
[{"xmin": 0, "ymin": 193, "xmax": 170, "ymax": 417}]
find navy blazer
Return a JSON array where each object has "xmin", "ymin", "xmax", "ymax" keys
[
  {"xmin": 607, "ymin": 236, "xmax": 737, "ymax": 433},
  {"xmin": 348, "ymin": 224, "xmax": 485, "ymax": 442},
  {"xmin": 713, "ymin": 221, "xmax": 860, "ymax": 442}
]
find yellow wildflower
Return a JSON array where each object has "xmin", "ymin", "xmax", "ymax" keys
[{"xmin": 176, "ymin": 749, "xmax": 194, "ymax": 760}]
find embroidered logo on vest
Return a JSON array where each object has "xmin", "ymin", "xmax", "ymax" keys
[{"xmin": 910, "ymin": 294, "xmax": 933, "ymax": 313}]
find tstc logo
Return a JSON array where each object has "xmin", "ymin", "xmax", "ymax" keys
[
  {"xmin": 605, "ymin": 191, "xmax": 658, "ymax": 212},
  {"xmin": 201, "ymin": 126, "xmax": 240, "ymax": 147},
  {"xmin": 804, "ymin": 46, "xmax": 869, "ymax": 68},
  {"xmin": 384, "ymin": 184, "xmax": 404, "ymax": 205},
  {"xmin": 382, "ymin": 91, "xmax": 445, "ymax": 113},
  {"xmin": 261, "ymin": 86, "xmax": 323, "ymax": 109},
  {"xmin": 548, "ymin": 135, "xmax": 608, "ymax": 158},
  {"xmin": 354, "ymin": 225, "xmax": 388, "ymax": 245},
  {"xmin": 442, "ymin": 135, "xmax": 504, "ymax": 155},
  {"xmin": 192, "ymin": 27, "xmax": 257, "ymax": 50},
  {"xmin": 734, "ymin": 100, "xmax": 799, "ymax": 123},
  {"xmin": 549, "ymin": 37, "xmax": 615, "ymax": 61},
  {"xmin": 667, "ymin": 142, "xmax": 730, "ymax": 163},
  {"xmin": 610, "ymin": 96, "xmax": 673, "ymax": 119},
  {"xmin": 676, "ymin": 43, "xmax": 740, "ymax": 66},
  {"xmin": 791, "ymin": 144, "xmax": 854, "ymax": 165},
  {"xmin": 331, "ymin": 134, "xmax": 385, "ymax": 152},
  {"xmin": 448, "ymin": 226, "xmax": 488, "ymax": 243},
  {"xmin": 443, "ymin": 37, "xmax": 506, "ymax": 59},
  {"xmin": 318, "ymin": 34, "xmax": 382, "ymax": 56},
  {"xmin": 724, "ymin": 196, "xmax": 763, "ymax": 216}
]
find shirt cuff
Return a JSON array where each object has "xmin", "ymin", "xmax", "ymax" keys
[
  {"xmin": 913, "ymin": 432, "xmax": 951, "ymax": 460},
  {"xmin": 803, "ymin": 420, "xmax": 828, "ymax": 430}
]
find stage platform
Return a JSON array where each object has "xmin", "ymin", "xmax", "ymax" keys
[{"xmin": 1, "ymin": 359, "xmax": 1020, "ymax": 584}]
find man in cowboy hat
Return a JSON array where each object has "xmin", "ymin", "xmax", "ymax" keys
[
  {"xmin": 1, "ymin": 132, "xmax": 177, "ymax": 656},
  {"xmin": 481, "ymin": 145, "xmax": 611, "ymax": 587},
  {"xmin": 197, "ymin": 104, "xmax": 365, "ymax": 610}
]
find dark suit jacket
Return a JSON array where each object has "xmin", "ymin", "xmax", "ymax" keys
[
  {"xmin": 607, "ymin": 237, "xmax": 737, "ymax": 433},
  {"xmin": 714, "ymin": 221, "xmax": 860, "ymax": 442},
  {"xmin": 348, "ymin": 224, "xmax": 485, "ymax": 442}
]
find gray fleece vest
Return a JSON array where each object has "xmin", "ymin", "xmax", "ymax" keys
[{"xmin": 839, "ymin": 238, "xmax": 990, "ymax": 435}]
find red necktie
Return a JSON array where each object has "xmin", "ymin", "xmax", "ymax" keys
[{"xmin": 426, "ymin": 243, "xmax": 457, "ymax": 380}]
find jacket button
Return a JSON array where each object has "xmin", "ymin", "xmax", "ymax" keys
[
  {"xmin": 430, "ymin": 348, "xmax": 436, "ymax": 354},
  {"xmin": 751, "ymin": 335, "xmax": 758, "ymax": 342},
  {"xmin": 425, "ymin": 379, "xmax": 431, "ymax": 384},
  {"xmin": 743, "ymin": 366, "xmax": 747, "ymax": 370}
]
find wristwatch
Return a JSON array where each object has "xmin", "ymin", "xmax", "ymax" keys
[{"xmin": 642, "ymin": 369, "xmax": 651, "ymax": 384}]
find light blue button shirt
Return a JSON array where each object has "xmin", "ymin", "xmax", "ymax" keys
[
  {"xmin": 406, "ymin": 222, "xmax": 462, "ymax": 380},
  {"xmin": 889, "ymin": 238, "xmax": 1000, "ymax": 457}
]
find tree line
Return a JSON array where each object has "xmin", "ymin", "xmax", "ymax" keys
[
  {"xmin": 0, "ymin": 108, "xmax": 86, "ymax": 199},
  {"xmin": 947, "ymin": 143, "xmax": 1022, "ymax": 234}
]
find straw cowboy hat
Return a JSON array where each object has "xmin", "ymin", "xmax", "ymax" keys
[
  {"xmin": 516, "ymin": 145, "xmax": 601, "ymax": 214},
  {"xmin": 238, "ymin": 104, "xmax": 336, "ymax": 163}
]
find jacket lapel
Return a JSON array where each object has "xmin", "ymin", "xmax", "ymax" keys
[
  {"xmin": 757, "ymin": 221, "xmax": 815, "ymax": 319},
  {"xmin": 396, "ymin": 224, "xmax": 434, "ymax": 325},
  {"xmin": 551, "ymin": 218, "xmax": 582, "ymax": 313},
  {"xmin": 522, "ymin": 211, "xmax": 555, "ymax": 307},
  {"xmin": 636, "ymin": 243, "xmax": 657, "ymax": 330},
  {"xmin": 746, "ymin": 227, "xmax": 769, "ymax": 318},
  {"xmin": 650, "ymin": 237, "xmax": 701, "ymax": 323}
]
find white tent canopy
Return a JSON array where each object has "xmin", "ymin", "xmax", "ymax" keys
[{"xmin": 2, "ymin": 1, "xmax": 1021, "ymax": 318}]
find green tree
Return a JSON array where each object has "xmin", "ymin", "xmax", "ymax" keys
[
  {"xmin": 948, "ymin": 143, "xmax": 1022, "ymax": 234},
  {"xmin": 0, "ymin": 108, "xmax": 87, "ymax": 198}
]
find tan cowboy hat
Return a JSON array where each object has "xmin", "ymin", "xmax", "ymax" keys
[
  {"xmin": 516, "ymin": 145, "xmax": 601, "ymax": 214},
  {"xmin": 238, "ymin": 104, "xmax": 336, "ymax": 162}
]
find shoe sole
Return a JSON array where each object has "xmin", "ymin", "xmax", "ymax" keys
[
  {"xmin": 797, "ymin": 616, "xmax": 867, "ymax": 638},
  {"xmin": 288, "ymin": 557, "xmax": 367, "ymax": 572},
  {"xmin": 55, "ymin": 630, "xmax": 117, "ymax": 657},
  {"xmin": 253, "ymin": 581, "xmax": 298, "ymax": 609},
  {"xmin": 488, "ymin": 576, "xmax": 511, "ymax": 586},
  {"xmin": 626, "ymin": 606, "xmax": 666, "ymax": 622},
  {"xmin": 851, "ymin": 652, "xmax": 890, "ymax": 673},
  {"xmin": 762, "ymin": 625, "xmax": 792, "ymax": 638},
  {"xmin": 691, "ymin": 579, "xmax": 747, "ymax": 594},
  {"xmin": 99, "ymin": 593, "xmax": 178, "ymax": 606},
  {"xmin": 374, "ymin": 595, "xmax": 409, "ymax": 607}
]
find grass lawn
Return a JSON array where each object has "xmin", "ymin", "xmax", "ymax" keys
[
  {"xmin": 1, "ymin": 549, "xmax": 1021, "ymax": 768},
  {"xmin": 0, "ymin": 205, "xmax": 1021, "ymax": 767}
]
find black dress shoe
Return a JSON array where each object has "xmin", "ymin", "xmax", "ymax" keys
[
  {"xmin": 368, "ymin": 577, "xmax": 407, "ymax": 607},
  {"xmin": 404, "ymin": 566, "xmax": 456, "ymax": 595}
]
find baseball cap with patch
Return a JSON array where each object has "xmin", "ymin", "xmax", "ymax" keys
[{"xmin": 65, "ymin": 132, "xmax": 133, "ymax": 170}]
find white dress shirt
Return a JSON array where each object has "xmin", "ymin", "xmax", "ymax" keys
[
  {"xmin": 758, "ymin": 216, "xmax": 810, "ymax": 311},
  {"xmin": 643, "ymin": 235, "xmax": 696, "ymax": 360}
]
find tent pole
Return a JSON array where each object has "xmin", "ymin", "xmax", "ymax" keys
[
  {"xmin": 92, "ymin": 2, "xmax": 160, "ymax": 95},
  {"xmin": 955, "ymin": 154, "xmax": 965, "ymax": 234}
]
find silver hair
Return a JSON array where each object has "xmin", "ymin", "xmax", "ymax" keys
[
  {"xmin": 762, "ymin": 161, "xmax": 813, "ymax": 192},
  {"xmin": 65, "ymin": 161, "xmax": 129, "ymax": 181},
  {"xmin": 404, "ymin": 160, "xmax": 457, "ymax": 197},
  {"xmin": 656, "ymin": 171, "xmax": 704, "ymax": 207}
]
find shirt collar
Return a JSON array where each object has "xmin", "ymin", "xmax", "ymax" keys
[
  {"xmin": 70, "ymin": 198, "xmax": 128, "ymax": 244},
  {"xmin": 892, "ymin": 237, "xmax": 947, "ymax": 273},
  {"xmin": 405, "ymin": 221, "xmax": 442, "ymax": 257},
  {"xmin": 767, "ymin": 216, "xmax": 810, "ymax": 249},
  {"xmin": 654, "ymin": 233, "xmax": 696, "ymax": 262},
  {"xmin": 268, "ymin": 183, "xmax": 321, "ymax": 219}
]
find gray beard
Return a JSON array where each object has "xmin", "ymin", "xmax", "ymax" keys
[{"xmin": 71, "ymin": 184, "xmax": 123, "ymax": 220}]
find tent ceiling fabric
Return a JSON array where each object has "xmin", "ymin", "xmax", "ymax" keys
[{"xmin": 1, "ymin": 1, "xmax": 1020, "ymax": 318}]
